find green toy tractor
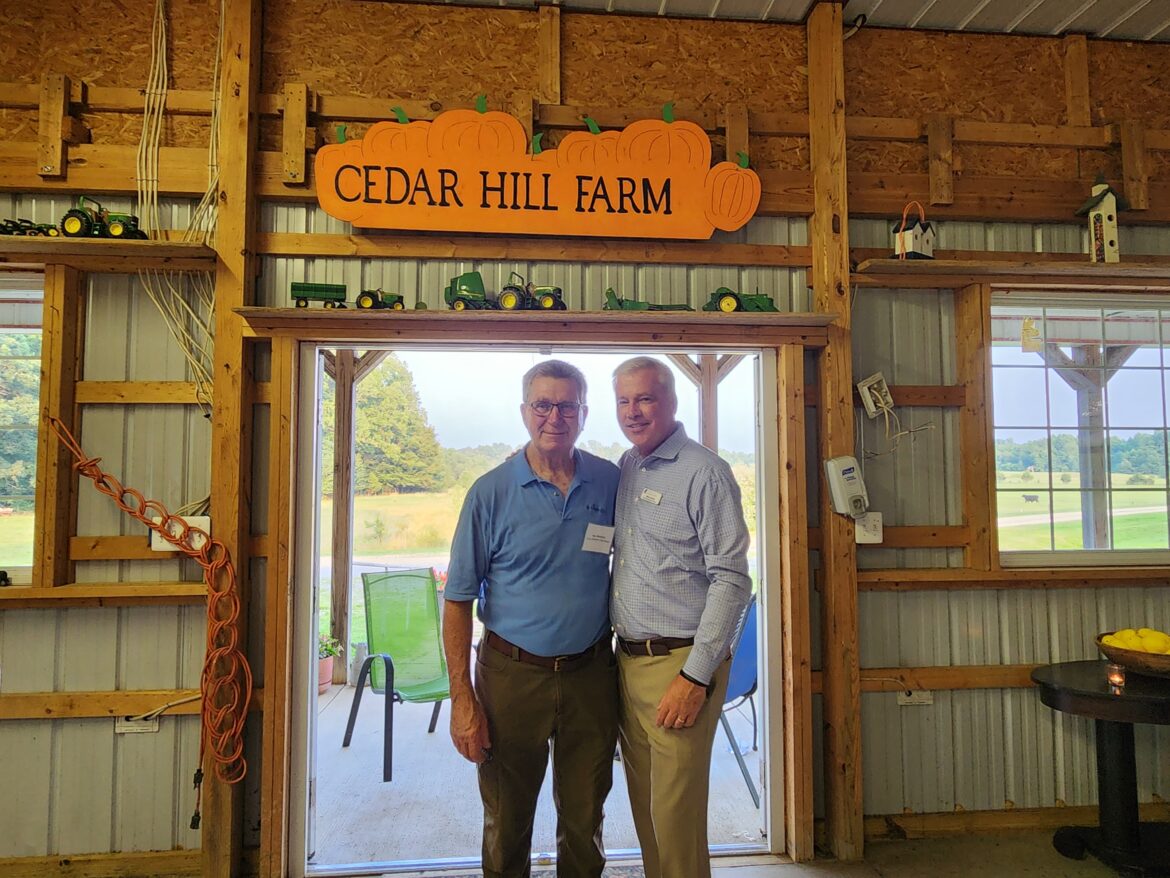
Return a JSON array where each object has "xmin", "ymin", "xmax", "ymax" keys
[
  {"xmin": 60, "ymin": 196, "xmax": 147, "ymax": 239},
  {"xmin": 702, "ymin": 287, "xmax": 778, "ymax": 313},
  {"xmin": 444, "ymin": 271, "xmax": 566, "ymax": 311},
  {"xmin": 602, "ymin": 288, "xmax": 693, "ymax": 311},
  {"xmin": 355, "ymin": 288, "xmax": 406, "ymax": 310}
]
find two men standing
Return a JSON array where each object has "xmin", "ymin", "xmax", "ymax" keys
[{"xmin": 444, "ymin": 356, "xmax": 751, "ymax": 878}]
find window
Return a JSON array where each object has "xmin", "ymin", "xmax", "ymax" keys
[
  {"xmin": 992, "ymin": 294, "xmax": 1170, "ymax": 565},
  {"xmin": 0, "ymin": 283, "xmax": 43, "ymax": 581}
]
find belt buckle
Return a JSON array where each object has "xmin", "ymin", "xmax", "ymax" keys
[
  {"xmin": 645, "ymin": 638, "xmax": 654, "ymax": 656},
  {"xmin": 554, "ymin": 654, "xmax": 566, "ymax": 671}
]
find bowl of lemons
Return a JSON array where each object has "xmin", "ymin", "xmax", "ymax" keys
[{"xmin": 1097, "ymin": 628, "xmax": 1170, "ymax": 678}]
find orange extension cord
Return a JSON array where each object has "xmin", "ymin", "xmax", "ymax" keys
[{"xmin": 47, "ymin": 417, "xmax": 252, "ymax": 827}]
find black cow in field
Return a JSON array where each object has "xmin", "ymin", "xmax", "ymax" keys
[{"xmin": 1022, "ymin": 494, "xmax": 1040, "ymax": 503}]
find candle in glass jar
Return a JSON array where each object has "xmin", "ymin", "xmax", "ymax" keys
[{"xmin": 1106, "ymin": 662, "xmax": 1126, "ymax": 690}]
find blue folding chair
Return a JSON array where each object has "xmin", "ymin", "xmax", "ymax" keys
[{"xmin": 721, "ymin": 594, "xmax": 759, "ymax": 808}]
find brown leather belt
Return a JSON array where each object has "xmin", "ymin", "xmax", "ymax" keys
[
  {"xmin": 617, "ymin": 636, "xmax": 695, "ymax": 657},
  {"xmin": 483, "ymin": 630, "xmax": 604, "ymax": 671}
]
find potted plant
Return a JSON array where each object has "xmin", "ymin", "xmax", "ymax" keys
[{"xmin": 318, "ymin": 633, "xmax": 341, "ymax": 694}]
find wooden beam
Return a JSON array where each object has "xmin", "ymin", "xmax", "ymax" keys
[
  {"xmin": 1063, "ymin": 35, "xmax": 1091, "ymax": 128},
  {"xmin": 32, "ymin": 264, "xmax": 83, "ymax": 589},
  {"xmin": 205, "ymin": 1, "xmax": 261, "ymax": 874},
  {"xmin": 858, "ymin": 566, "xmax": 1170, "ymax": 590},
  {"xmin": 808, "ymin": 525, "xmax": 970, "ymax": 550},
  {"xmin": 865, "ymin": 803, "xmax": 1170, "ymax": 841},
  {"xmin": 75, "ymin": 381, "xmax": 201, "ymax": 404},
  {"xmin": 0, "ymin": 849, "xmax": 201, "ymax": 877},
  {"xmin": 0, "ymin": 238, "xmax": 217, "ymax": 272},
  {"xmin": 259, "ymin": 336, "xmax": 297, "ymax": 878},
  {"xmin": 724, "ymin": 102, "xmax": 750, "ymax": 164},
  {"xmin": 37, "ymin": 73, "xmax": 71, "ymax": 177},
  {"xmin": 352, "ymin": 350, "xmax": 389, "ymax": 383},
  {"xmin": 778, "ymin": 344, "xmax": 814, "ymax": 862},
  {"xmin": 954, "ymin": 283, "xmax": 995, "ymax": 570},
  {"xmin": 808, "ymin": 1, "xmax": 862, "ymax": 860},
  {"xmin": 926, "ymin": 114, "xmax": 954, "ymax": 206},
  {"xmin": 698, "ymin": 355, "xmax": 719, "ymax": 450},
  {"xmin": 1120, "ymin": 120, "xmax": 1150, "ymax": 211},
  {"xmin": 70, "ymin": 535, "xmax": 177, "ymax": 560},
  {"xmin": 330, "ymin": 350, "xmax": 357, "ymax": 683},
  {"xmin": 0, "ymin": 582, "xmax": 207, "ymax": 608},
  {"xmin": 538, "ymin": 6, "xmax": 561, "ymax": 105},
  {"xmin": 0, "ymin": 689, "xmax": 201, "ymax": 720},
  {"xmin": 859, "ymin": 664, "xmax": 1038, "ymax": 692},
  {"xmin": 255, "ymin": 231, "xmax": 813, "ymax": 269},
  {"xmin": 281, "ymin": 83, "xmax": 309, "ymax": 184}
]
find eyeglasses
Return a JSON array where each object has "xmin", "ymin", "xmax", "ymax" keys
[{"xmin": 529, "ymin": 400, "xmax": 582, "ymax": 418}]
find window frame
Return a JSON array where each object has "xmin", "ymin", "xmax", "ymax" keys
[{"xmin": 990, "ymin": 289, "xmax": 1170, "ymax": 568}]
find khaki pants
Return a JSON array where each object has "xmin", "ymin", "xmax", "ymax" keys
[
  {"xmin": 474, "ymin": 639, "xmax": 619, "ymax": 878},
  {"xmin": 617, "ymin": 646, "xmax": 731, "ymax": 878}
]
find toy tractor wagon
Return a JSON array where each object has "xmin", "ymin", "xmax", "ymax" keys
[
  {"xmin": 702, "ymin": 287, "xmax": 778, "ymax": 313},
  {"xmin": 60, "ymin": 196, "xmax": 146, "ymax": 239},
  {"xmin": 444, "ymin": 271, "xmax": 566, "ymax": 311}
]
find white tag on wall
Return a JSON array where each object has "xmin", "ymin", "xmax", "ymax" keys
[{"xmin": 855, "ymin": 511, "xmax": 883, "ymax": 544}]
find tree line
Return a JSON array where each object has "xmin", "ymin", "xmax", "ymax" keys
[{"xmin": 996, "ymin": 432, "xmax": 1166, "ymax": 475}]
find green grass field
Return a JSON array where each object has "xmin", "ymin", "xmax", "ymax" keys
[{"xmin": 0, "ymin": 513, "xmax": 34, "ymax": 566}]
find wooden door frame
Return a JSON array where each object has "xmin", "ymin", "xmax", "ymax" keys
[{"xmin": 248, "ymin": 315, "xmax": 825, "ymax": 873}]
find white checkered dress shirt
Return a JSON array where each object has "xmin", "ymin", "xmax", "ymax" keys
[{"xmin": 611, "ymin": 423, "xmax": 751, "ymax": 684}]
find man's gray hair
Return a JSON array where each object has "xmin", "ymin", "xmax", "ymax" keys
[
  {"xmin": 612, "ymin": 356, "xmax": 676, "ymax": 403},
  {"xmin": 522, "ymin": 359, "xmax": 588, "ymax": 403}
]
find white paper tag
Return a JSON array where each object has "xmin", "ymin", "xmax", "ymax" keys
[
  {"xmin": 639, "ymin": 488, "xmax": 662, "ymax": 505},
  {"xmin": 582, "ymin": 523, "xmax": 615, "ymax": 554}
]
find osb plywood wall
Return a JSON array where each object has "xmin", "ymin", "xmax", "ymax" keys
[
  {"xmin": 561, "ymin": 15, "xmax": 807, "ymax": 172},
  {"xmin": 1091, "ymin": 40, "xmax": 1170, "ymax": 177},
  {"xmin": 0, "ymin": 0, "xmax": 218, "ymax": 147}
]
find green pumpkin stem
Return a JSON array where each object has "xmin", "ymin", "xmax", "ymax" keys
[
  {"xmin": 663, "ymin": 101, "xmax": 675, "ymax": 123},
  {"xmin": 584, "ymin": 116, "xmax": 601, "ymax": 135},
  {"xmin": 532, "ymin": 132, "xmax": 544, "ymax": 155},
  {"xmin": 475, "ymin": 94, "xmax": 487, "ymax": 113},
  {"xmin": 391, "ymin": 106, "xmax": 409, "ymax": 124},
  {"xmin": 336, "ymin": 124, "xmax": 347, "ymax": 144},
  {"xmin": 737, "ymin": 151, "xmax": 751, "ymax": 169}
]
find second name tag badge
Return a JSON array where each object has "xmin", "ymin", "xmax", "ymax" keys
[
  {"xmin": 639, "ymin": 488, "xmax": 662, "ymax": 505},
  {"xmin": 582, "ymin": 523, "xmax": 616, "ymax": 554}
]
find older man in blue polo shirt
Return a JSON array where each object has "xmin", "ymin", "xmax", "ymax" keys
[
  {"xmin": 443, "ymin": 359, "xmax": 620, "ymax": 878},
  {"xmin": 611, "ymin": 355, "xmax": 751, "ymax": 878}
]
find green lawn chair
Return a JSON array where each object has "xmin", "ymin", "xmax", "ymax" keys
[{"xmin": 342, "ymin": 568, "xmax": 450, "ymax": 782}]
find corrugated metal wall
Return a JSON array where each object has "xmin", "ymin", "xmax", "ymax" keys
[
  {"xmin": 846, "ymin": 217, "xmax": 1170, "ymax": 816},
  {"xmin": 0, "ymin": 195, "xmax": 211, "ymax": 856}
]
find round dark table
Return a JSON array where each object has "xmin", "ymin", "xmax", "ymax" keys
[{"xmin": 1032, "ymin": 660, "xmax": 1170, "ymax": 876}]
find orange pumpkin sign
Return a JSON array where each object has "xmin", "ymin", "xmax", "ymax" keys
[{"xmin": 315, "ymin": 105, "xmax": 761, "ymax": 240}]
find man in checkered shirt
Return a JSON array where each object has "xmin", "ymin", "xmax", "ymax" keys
[{"xmin": 610, "ymin": 356, "xmax": 752, "ymax": 878}]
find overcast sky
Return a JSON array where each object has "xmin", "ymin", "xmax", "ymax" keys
[{"xmin": 395, "ymin": 349, "xmax": 759, "ymax": 453}]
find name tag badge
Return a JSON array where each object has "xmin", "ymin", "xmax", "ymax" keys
[
  {"xmin": 639, "ymin": 488, "xmax": 663, "ymax": 505},
  {"xmin": 582, "ymin": 523, "xmax": 615, "ymax": 554}
]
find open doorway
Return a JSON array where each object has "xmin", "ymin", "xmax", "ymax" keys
[{"xmin": 291, "ymin": 345, "xmax": 780, "ymax": 875}]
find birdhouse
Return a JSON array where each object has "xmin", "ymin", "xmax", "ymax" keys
[
  {"xmin": 892, "ymin": 215, "xmax": 935, "ymax": 259},
  {"xmin": 1075, "ymin": 175, "xmax": 1129, "ymax": 263}
]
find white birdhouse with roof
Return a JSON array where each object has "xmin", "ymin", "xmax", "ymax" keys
[
  {"xmin": 891, "ymin": 201, "xmax": 935, "ymax": 259},
  {"xmin": 1076, "ymin": 174, "xmax": 1128, "ymax": 263}
]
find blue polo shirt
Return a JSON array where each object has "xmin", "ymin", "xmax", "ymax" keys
[{"xmin": 445, "ymin": 448, "xmax": 620, "ymax": 656}]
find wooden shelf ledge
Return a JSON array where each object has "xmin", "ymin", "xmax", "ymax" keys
[
  {"xmin": 858, "ymin": 566, "xmax": 1170, "ymax": 591},
  {"xmin": 0, "ymin": 582, "xmax": 207, "ymax": 608},
  {"xmin": 853, "ymin": 258, "xmax": 1170, "ymax": 291},
  {"xmin": 0, "ymin": 238, "xmax": 216, "ymax": 273},
  {"xmin": 237, "ymin": 306, "xmax": 835, "ymax": 346}
]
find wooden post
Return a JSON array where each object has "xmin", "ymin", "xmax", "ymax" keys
[
  {"xmin": 778, "ymin": 344, "xmax": 814, "ymax": 861},
  {"xmin": 538, "ymin": 5, "xmax": 561, "ymax": 105},
  {"xmin": 32, "ymin": 264, "xmax": 83, "ymax": 588},
  {"xmin": 1120, "ymin": 121, "xmax": 1149, "ymax": 211},
  {"xmin": 808, "ymin": 0, "xmax": 863, "ymax": 860},
  {"xmin": 281, "ymin": 82, "xmax": 309, "ymax": 184},
  {"xmin": 1063, "ymin": 35, "xmax": 1091, "ymax": 128},
  {"xmin": 259, "ymin": 337, "xmax": 297, "ymax": 878},
  {"xmin": 954, "ymin": 284, "xmax": 995, "ymax": 571},
  {"xmin": 724, "ymin": 103, "xmax": 750, "ymax": 165},
  {"xmin": 926, "ymin": 114, "xmax": 954, "ymax": 206},
  {"xmin": 204, "ymin": 1, "xmax": 261, "ymax": 875},
  {"xmin": 37, "ymin": 73, "xmax": 71, "ymax": 177},
  {"xmin": 330, "ymin": 350, "xmax": 357, "ymax": 682}
]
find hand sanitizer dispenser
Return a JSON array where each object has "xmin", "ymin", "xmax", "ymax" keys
[{"xmin": 824, "ymin": 456, "xmax": 869, "ymax": 519}]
